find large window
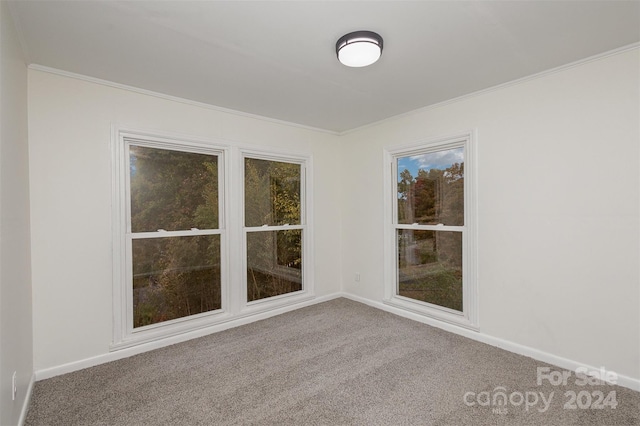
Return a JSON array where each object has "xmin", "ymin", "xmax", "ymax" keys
[
  {"xmin": 113, "ymin": 134, "xmax": 227, "ymax": 346},
  {"xmin": 243, "ymin": 155, "xmax": 306, "ymax": 304},
  {"xmin": 129, "ymin": 146, "xmax": 222, "ymax": 328},
  {"xmin": 113, "ymin": 130, "xmax": 313, "ymax": 348},
  {"xmin": 384, "ymin": 133, "xmax": 477, "ymax": 329}
]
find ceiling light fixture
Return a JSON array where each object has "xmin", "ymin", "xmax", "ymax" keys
[{"xmin": 336, "ymin": 30, "xmax": 383, "ymax": 68}]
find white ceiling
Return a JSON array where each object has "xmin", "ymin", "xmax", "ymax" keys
[{"xmin": 8, "ymin": 1, "xmax": 640, "ymax": 133}]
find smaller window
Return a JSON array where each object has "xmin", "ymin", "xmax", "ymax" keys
[{"xmin": 242, "ymin": 153, "xmax": 312, "ymax": 306}]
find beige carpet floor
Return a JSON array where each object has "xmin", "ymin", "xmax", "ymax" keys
[{"xmin": 25, "ymin": 298, "xmax": 640, "ymax": 425}]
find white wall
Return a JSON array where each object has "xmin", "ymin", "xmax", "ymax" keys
[
  {"xmin": 27, "ymin": 70, "xmax": 342, "ymax": 371},
  {"xmin": 340, "ymin": 48, "xmax": 640, "ymax": 381},
  {"xmin": 0, "ymin": 2, "xmax": 33, "ymax": 424}
]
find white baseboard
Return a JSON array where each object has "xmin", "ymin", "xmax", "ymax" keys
[
  {"xmin": 34, "ymin": 293, "xmax": 341, "ymax": 381},
  {"xmin": 18, "ymin": 373, "xmax": 35, "ymax": 426},
  {"xmin": 339, "ymin": 292, "xmax": 640, "ymax": 392},
  {"xmin": 33, "ymin": 291, "xmax": 640, "ymax": 393}
]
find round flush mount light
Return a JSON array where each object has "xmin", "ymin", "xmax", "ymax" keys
[{"xmin": 336, "ymin": 30, "xmax": 383, "ymax": 67}]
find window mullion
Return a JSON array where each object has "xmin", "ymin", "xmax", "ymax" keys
[
  {"xmin": 245, "ymin": 225, "xmax": 305, "ymax": 232},
  {"xmin": 394, "ymin": 224, "xmax": 464, "ymax": 233},
  {"xmin": 130, "ymin": 229, "xmax": 223, "ymax": 239}
]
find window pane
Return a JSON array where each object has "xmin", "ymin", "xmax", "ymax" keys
[
  {"xmin": 245, "ymin": 158, "xmax": 301, "ymax": 227},
  {"xmin": 397, "ymin": 147, "xmax": 464, "ymax": 226},
  {"xmin": 130, "ymin": 146, "xmax": 218, "ymax": 232},
  {"xmin": 247, "ymin": 230, "xmax": 302, "ymax": 301},
  {"xmin": 397, "ymin": 230, "xmax": 462, "ymax": 312},
  {"xmin": 132, "ymin": 235, "xmax": 221, "ymax": 328}
]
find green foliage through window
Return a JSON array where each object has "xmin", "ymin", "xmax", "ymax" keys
[
  {"xmin": 245, "ymin": 157, "xmax": 303, "ymax": 302},
  {"xmin": 130, "ymin": 146, "xmax": 218, "ymax": 232},
  {"xmin": 129, "ymin": 145, "xmax": 221, "ymax": 328},
  {"xmin": 397, "ymin": 230, "xmax": 462, "ymax": 311},
  {"xmin": 244, "ymin": 158, "xmax": 300, "ymax": 227},
  {"xmin": 395, "ymin": 146, "xmax": 465, "ymax": 312},
  {"xmin": 133, "ymin": 235, "xmax": 221, "ymax": 327},
  {"xmin": 397, "ymin": 150, "xmax": 464, "ymax": 226}
]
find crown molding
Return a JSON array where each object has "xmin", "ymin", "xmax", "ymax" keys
[
  {"xmin": 27, "ymin": 42, "xmax": 639, "ymax": 137},
  {"xmin": 341, "ymin": 42, "xmax": 640, "ymax": 136},
  {"xmin": 27, "ymin": 64, "xmax": 340, "ymax": 136}
]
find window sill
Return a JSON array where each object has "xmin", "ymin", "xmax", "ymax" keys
[{"xmin": 384, "ymin": 295, "xmax": 479, "ymax": 331}]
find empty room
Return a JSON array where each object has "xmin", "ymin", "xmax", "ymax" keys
[{"xmin": 1, "ymin": 1, "xmax": 639, "ymax": 425}]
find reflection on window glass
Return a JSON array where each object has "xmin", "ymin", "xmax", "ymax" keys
[
  {"xmin": 397, "ymin": 230, "xmax": 462, "ymax": 311},
  {"xmin": 244, "ymin": 158, "xmax": 301, "ymax": 227},
  {"xmin": 397, "ymin": 147, "xmax": 464, "ymax": 226},
  {"xmin": 247, "ymin": 230, "xmax": 302, "ymax": 301},
  {"xmin": 132, "ymin": 235, "xmax": 221, "ymax": 328},
  {"xmin": 130, "ymin": 146, "xmax": 218, "ymax": 232}
]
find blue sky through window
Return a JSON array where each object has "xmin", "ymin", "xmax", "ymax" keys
[{"xmin": 397, "ymin": 147, "xmax": 464, "ymax": 180}]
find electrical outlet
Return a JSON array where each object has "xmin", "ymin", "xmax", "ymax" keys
[{"xmin": 12, "ymin": 371, "xmax": 17, "ymax": 401}]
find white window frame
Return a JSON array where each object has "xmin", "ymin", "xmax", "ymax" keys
[
  {"xmin": 383, "ymin": 131, "xmax": 478, "ymax": 330},
  {"xmin": 238, "ymin": 149, "xmax": 314, "ymax": 315},
  {"xmin": 111, "ymin": 128, "xmax": 231, "ymax": 349}
]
